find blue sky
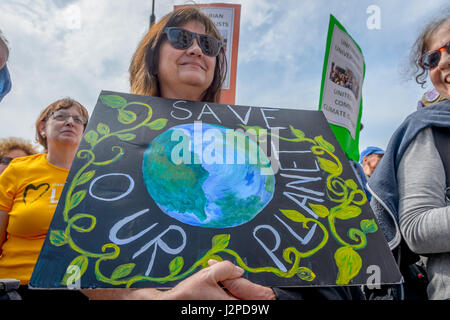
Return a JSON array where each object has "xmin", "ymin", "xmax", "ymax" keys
[{"xmin": 0, "ymin": 0, "xmax": 449, "ymax": 152}]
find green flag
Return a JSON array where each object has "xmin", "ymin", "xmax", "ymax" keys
[{"xmin": 318, "ymin": 15, "xmax": 365, "ymax": 161}]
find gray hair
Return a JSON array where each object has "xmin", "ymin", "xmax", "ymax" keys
[{"xmin": 409, "ymin": 11, "xmax": 450, "ymax": 87}]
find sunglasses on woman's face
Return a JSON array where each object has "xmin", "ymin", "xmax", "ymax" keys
[
  {"xmin": 420, "ymin": 41, "xmax": 450, "ymax": 70},
  {"xmin": 0, "ymin": 157, "xmax": 12, "ymax": 165},
  {"xmin": 163, "ymin": 27, "xmax": 223, "ymax": 57}
]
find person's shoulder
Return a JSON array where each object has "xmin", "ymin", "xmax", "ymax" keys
[
  {"xmin": 401, "ymin": 99, "xmax": 450, "ymax": 130},
  {"xmin": 418, "ymin": 99, "xmax": 450, "ymax": 114},
  {"xmin": 9, "ymin": 153, "xmax": 45, "ymax": 167}
]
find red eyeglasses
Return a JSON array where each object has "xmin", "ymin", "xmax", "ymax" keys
[{"xmin": 420, "ymin": 41, "xmax": 450, "ymax": 70}]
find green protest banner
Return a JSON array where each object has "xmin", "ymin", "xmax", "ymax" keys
[{"xmin": 318, "ymin": 15, "xmax": 365, "ymax": 161}]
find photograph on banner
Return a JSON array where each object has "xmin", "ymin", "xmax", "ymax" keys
[
  {"xmin": 30, "ymin": 91, "xmax": 402, "ymax": 290},
  {"xmin": 329, "ymin": 61, "xmax": 361, "ymax": 102}
]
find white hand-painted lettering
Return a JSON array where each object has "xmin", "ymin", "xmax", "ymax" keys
[
  {"xmin": 109, "ymin": 208, "xmax": 187, "ymax": 276},
  {"xmin": 253, "ymin": 225, "xmax": 287, "ymax": 272},
  {"xmin": 89, "ymin": 173, "xmax": 134, "ymax": 201}
]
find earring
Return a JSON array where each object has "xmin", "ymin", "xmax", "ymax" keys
[{"xmin": 41, "ymin": 131, "xmax": 46, "ymax": 137}]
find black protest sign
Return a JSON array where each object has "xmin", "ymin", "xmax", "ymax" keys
[{"xmin": 30, "ymin": 90, "xmax": 401, "ymax": 289}]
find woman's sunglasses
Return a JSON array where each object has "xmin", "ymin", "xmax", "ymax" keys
[
  {"xmin": 420, "ymin": 41, "xmax": 450, "ymax": 70},
  {"xmin": 163, "ymin": 27, "xmax": 223, "ymax": 57},
  {"xmin": 0, "ymin": 157, "xmax": 13, "ymax": 165}
]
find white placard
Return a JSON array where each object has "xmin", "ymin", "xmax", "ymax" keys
[{"xmin": 321, "ymin": 25, "xmax": 364, "ymax": 139}]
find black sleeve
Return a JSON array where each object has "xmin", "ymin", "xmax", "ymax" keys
[{"xmin": 272, "ymin": 286, "xmax": 365, "ymax": 300}]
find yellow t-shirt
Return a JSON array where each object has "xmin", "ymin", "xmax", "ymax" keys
[{"xmin": 0, "ymin": 153, "xmax": 69, "ymax": 284}]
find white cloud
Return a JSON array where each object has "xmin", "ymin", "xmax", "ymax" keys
[{"xmin": 0, "ymin": 0, "xmax": 153, "ymax": 141}]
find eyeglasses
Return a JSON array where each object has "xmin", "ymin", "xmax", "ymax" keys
[
  {"xmin": 0, "ymin": 157, "xmax": 12, "ymax": 165},
  {"xmin": 420, "ymin": 41, "xmax": 450, "ymax": 70},
  {"xmin": 163, "ymin": 27, "xmax": 223, "ymax": 57},
  {"xmin": 51, "ymin": 111, "xmax": 87, "ymax": 125}
]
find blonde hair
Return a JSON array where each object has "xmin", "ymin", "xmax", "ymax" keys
[
  {"xmin": 0, "ymin": 137, "xmax": 37, "ymax": 157},
  {"xmin": 129, "ymin": 7, "xmax": 227, "ymax": 102}
]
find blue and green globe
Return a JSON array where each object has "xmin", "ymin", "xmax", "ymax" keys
[{"xmin": 142, "ymin": 123, "xmax": 275, "ymax": 228}]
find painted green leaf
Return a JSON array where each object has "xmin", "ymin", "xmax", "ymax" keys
[
  {"xmin": 314, "ymin": 135, "xmax": 335, "ymax": 152},
  {"xmin": 168, "ymin": 256, "xmax": 184, "ymax": 275},
  {"xmin": 280, "ymin": 209, "xmax": 306, "ymax": 223},
  {"xmin": 211, "ymin": 234, "xmax": 230, "ymax": 250},
  {"xmin": 75, "ymin": 170, "xmax": 96, "ymax": 186},
  {"xmin": 308, "ymin": 203, "xmax": 329, "ymax": 218},
  {"xmin": 334, "ymin": 246, "xmax": 362, "ymax": 285},
  {"xmin": 49, "ymin": 229, "xmax": 68, "ymax": 247},
  {"xmin": 297, "ymin": 267, "xmax": 316, "ymax": 281},
  {"xmin": 100, "ymin": 95, "xmax": 127, "ymax": 109},
  {"xmin": 147, "ymin": 118, "xmax": 168, "ymax": 131},
  {"xmin": 69, "ymin": 190, "xmax": 86, "ymax": 211},
  {"xmin": 70, "ymin": 255, "xmax": 88, "ymax": 274},
  {"xmin": 116, "ymin": 133, "xmax": 136, "ymax": 142},
  {"xmin": 84, "ymin": 130, "xmax": 98, "ymax": 148},
  {"xmin": 118, "ymin": 109, "xmax": 136, "ymax": 124},
  {"xmin": 360, "ymin": 219, "xmax": 379, "ymax": 234},
  {"xmin": 280, "ymin": 209, "xmax": 309, "ymax": 228},
  {"xmin": 61, "ymin": 255, "xmax": 88, "ymax": 287},
  {"xmin": 289, "ymin": 125, "xmax": 305, "ymax": 139},
  {"xmin": 332, "ymin": 205, "xmax": 361, "ymax": 220},
  {"xmin": 111, "ymin": 263, "xmax": 135, "ymax": 280},
  {"xmin": 317, "ymin": 157, "xmax": 340, "ymax": 174},
  {"xmin": 97, "ymin": 122, "xmax": 110, "ymax": 135}
]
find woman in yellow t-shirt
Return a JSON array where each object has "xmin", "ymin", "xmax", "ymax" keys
[{"xmin": 0, "ymin": 98, "xmax": 89, "ymax": 300}]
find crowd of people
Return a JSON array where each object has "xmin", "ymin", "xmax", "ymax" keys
[
  {"xmin": 329, "ymin": 62, "xmax": 360, "ymax": 99},
  {"xmin": 0, "ymin": 7, "xmax": 449, "ymax": 301},
  {"xmin": 329, "ymin": 65, "xmax": 354, "ymax": 90}
]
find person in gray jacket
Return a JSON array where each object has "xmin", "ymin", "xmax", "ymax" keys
[{"xmin": 367, "ymin": 12, "xmax": 450, "ymax": 300}]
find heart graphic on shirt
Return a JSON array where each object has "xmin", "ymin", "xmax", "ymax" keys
[{"xmin": 23, "ymin": 183, "xmax": 50, "ymax": 205}]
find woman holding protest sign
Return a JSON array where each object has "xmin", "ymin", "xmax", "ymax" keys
[
  {"xmin": 368, "ymin": 12, "xmax": 450, "ymax": 300},
  {"xmin": 83, "ymin": 6, "xmax": 272, "ymax": 301},
  {"xmin": 0, "ymin": 97, "xmax": 89, "ymax": 300},
  {"xmin": 83, "ymin": 6, "xmax": 364, "ymax": 301}
]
